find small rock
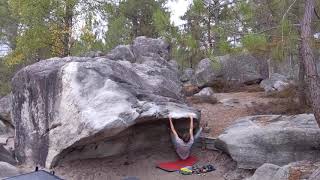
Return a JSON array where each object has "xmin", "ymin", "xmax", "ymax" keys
[
  {"xmin": 194, "ymin": 87, "xmax": 214, "ymax": 97},
  {"xmin": 247, "ymin": 163, "xmax": 280, "ymax": 180},
  {"xmin": 260, "ymin": 73, "xmax": 291, "ymax": 92}
]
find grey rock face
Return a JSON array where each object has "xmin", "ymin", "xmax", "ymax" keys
[
  {"xmin": 0, "ymin": 95, "xmax": 14, "ymax": 142},
  {"xmin": 0, "ymin": 95, "xmax": 12, "ymax": 124},
  {"xmin": 194, "ymin": 58, "xmax": 219, "ymax": 87},
  {"xmin": 260, "ymin": 73, "xmax": 290, "ymax": 92},
  {"xmin": 309, "ymin": 167, "xmax": 320, "ymax": 180},
  {"xmin": 246, "ymin": 163, "xmax": 280, "ymax": 180},
  {"xmin": 168, "ymin": 60, "xmax": 179, "ymax": 71},
  {"xmin": 12, "ymin": 37, "xmax": 200, "ymax": 168},
  {"xmin": 0, "ymin": 120, "xmax": 13, "ymax": 140},
  {"xmin": 193, "ymin": 54, "xmax": 263, "ymax": 87},
  {"xmin": 216, "ymin": 114, "xmax": 320, "ymax": 169},
  {"xmin": 131, "ymin": 36, "xmax": 170, "ymax": 63},
  {"xmin": 180, "ymin": 68, "xmax": 194, "ymax": 83},
  {"xmin": 106, "ymin": 45, "xmax": 135, "ymax": 62},
  {"xmin": 0, "ymin": 161, "xmax": 21, "ymax": 178},
  {"xmin": 248, "ymin": 161, "xmax": 320, "ymax": 180},
  {"xmin": 219, "ymin": 54, "xmax": 263, "ymax": 84},
  {"xmin": 0, "ymin": 145, "xmax": 16, "ymax": 165}
]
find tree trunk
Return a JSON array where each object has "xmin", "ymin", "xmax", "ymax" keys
[
  {"xmin": 207, "ymin": 16, "xmax": 212, "ymax": 48},
  {"xmin": 62, "ymin": 1, "xmax": 73, "ymax": 57},
  {"xmin": 301, "ymin": 0, "xmax": 320, "ymax": 126},
  {"xmin": 212, "ymin": 0, "xmax": 220, "ymax": 51},
  {"xmin": 298, "ymin": 44, "xmax": 307, "ymax": 107}
]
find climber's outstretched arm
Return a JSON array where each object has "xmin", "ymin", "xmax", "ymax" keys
[
  {"xmin": 189, "ymin": 115, "xmax": 194, "ymax": 139},
  {"xmin": 169, "ymin": 116, "xmax": 178, "ymax": 137}
]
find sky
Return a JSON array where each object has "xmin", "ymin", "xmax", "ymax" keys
[{"xmin": 167, "ymin": 0, "xmax": 192, "ymax": 26}]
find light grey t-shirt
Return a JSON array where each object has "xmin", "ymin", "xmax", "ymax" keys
[
  {"xmin": 170, "ymin": 128, "xmax": 202, "ymax": 160},
  {"xmin": 171, "ymin": 133, "xmax": 194, "ymax": 160}
]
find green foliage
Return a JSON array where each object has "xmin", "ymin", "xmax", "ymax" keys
[
  {"xmin": 0, "ymin": 0, "xmax": 17, "ymax": 49},
  {"xmin": 242, "ymin": 34, "xmax": 267, "ymax": 53},
  {"xmin": 237, "ymin": 1, "xmax": 254, "ymax": 21},
  {"xmin": 209, "ymin": 56, "xmax": 223, "ymax": 72},
  {"xmin": 153, "ymin": 8, "xmax": 171, "ymax": 38},
  {"xmin": 5, "ymin": 0, "xmax": 107, "ymax": 65},
  {"xmin": 217, "ymin": 41, "xmax": 233, "ymax": 55},
  {"xmin": 71, "ymin": 16, "xmax": 105, "ymax": 55},
  {"xmin": 192, "ymin": 0, "xmax": 205, "ymax": 14},
  {"xmin": 0, "ymin": 60, "xmax": 13, "ymax": 96},
  {"xmin": 104, "ymin": 0, "xmax": 170, "ymax": 50},
  {"xmin": 105, "ymin": 15, "xmax": 132, "ymax": 51}
]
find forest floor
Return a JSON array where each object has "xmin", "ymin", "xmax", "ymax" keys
[
  {"xmin": 53, "ymin": 88, "xmax": 290, "ymax": 180},
  {"xmin": 193, "ymin": 91, "xmax": 275, "ymax": 137}
]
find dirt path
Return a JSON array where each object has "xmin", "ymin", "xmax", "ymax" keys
[{"xmin": 192, "ymin": 92, "xmax": 272, "ymax": 137}]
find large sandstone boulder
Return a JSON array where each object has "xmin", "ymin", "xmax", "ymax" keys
[
  {"xmin": 218, "ymin": 54, "xmax": 263, "ymax": 85},
  {"xmin": 268, "ymin": 56, "xmax": 320, "ymax": 80},
  {"xmin": 192, "ymin": 54, "xmax": 263, "ymax": 87},
  {"xmin": 260, "ymin": 73, "xmax": 291, "ymax": 92},
  {"xmin": 194, "ymin": 58, "xmax": 221, "ymax": 87},
  {"xmin": 216, "ymin": 114, "xmax": 320, "ymax": 169},
  {"xmin": 248, "ymin": 161, "xmax": 320, "ymax": 180},
  {"xmin": 11, "ymin": 37, "xmax": 200, "ymax": 168}
]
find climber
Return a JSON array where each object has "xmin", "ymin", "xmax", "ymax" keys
[{"xmin": 169, "ymin": 115, "xmax": 202, "ymax": 160}]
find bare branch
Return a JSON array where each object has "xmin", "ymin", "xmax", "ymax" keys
[{"xmin": 281, "ymin": 0, "xmax": 298, "ymax": 43}]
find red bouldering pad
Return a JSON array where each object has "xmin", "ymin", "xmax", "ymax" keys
[{"xmin": 156, "ymin": 156, "xmax": 198, "ymax": 172}]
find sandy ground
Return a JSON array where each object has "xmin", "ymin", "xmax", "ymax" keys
[
  {"xmin": 54, "ymin": 147, "xmax": 236, "ymax": 180},
  {"xmin": 193, "ymin": 91, "xmax": 272, "ymax": 137}
]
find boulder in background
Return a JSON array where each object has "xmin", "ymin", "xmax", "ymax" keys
[{"xmin": 216, "ymin": 114, "xmax": 320, "ymax": 169}]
